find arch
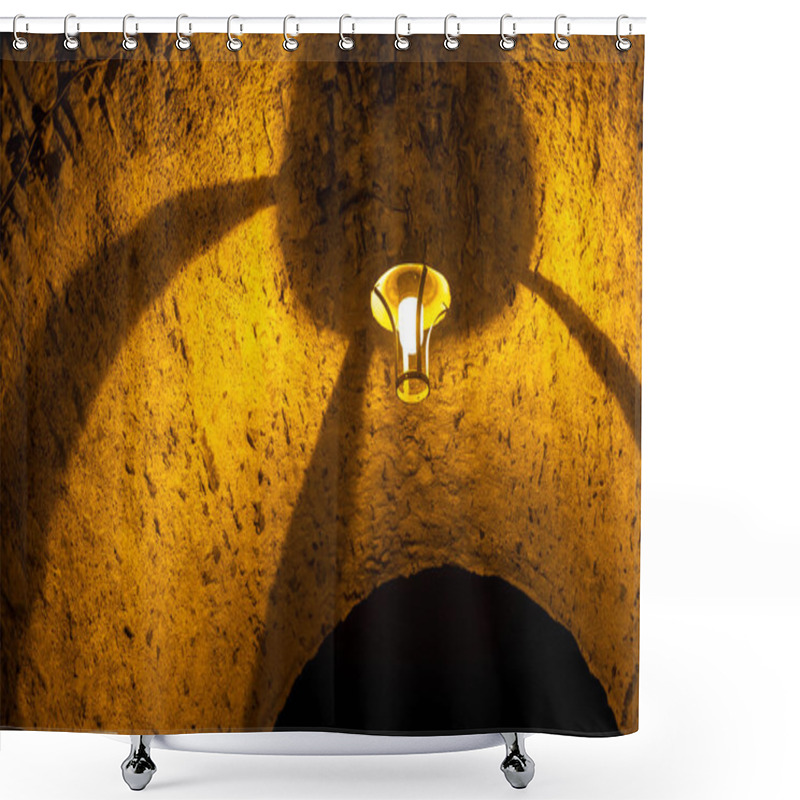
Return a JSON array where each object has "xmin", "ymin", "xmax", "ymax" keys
[
  {"xmin": 1, "ymin": 176, "xmax": 276, "ymax": 723},
  {"xmin": 275, "ymin": 565, "xmax": 620, "ymax": 735}
]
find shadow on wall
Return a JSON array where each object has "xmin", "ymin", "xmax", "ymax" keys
[
  {"xmin": 244, "ymin": 44, "xmax": 541, "ymax": 728},
  {"xmin": 246, "ymin": 40, "xmax": 640, "ymax": 729},
  {"xmin": 272, "ymin": 45, "xmax": 535, "ymax": 339},
  {"xmin": 521, "ymin": 269, "xmax": 642, "ymax": 445},
  {"xmin": 0, "ymin": 40, "xmax": 639, "ymax": 728},
  {"xmin": 0, "ymin": 175, "xmax": 277, "ymax": 724}
]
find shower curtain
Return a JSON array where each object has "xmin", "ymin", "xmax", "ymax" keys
[{"xmin": 0, "ymin": 31, "xmax": 643, "ymax": 737}]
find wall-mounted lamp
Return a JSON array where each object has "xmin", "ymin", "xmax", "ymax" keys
[{"xmin": 371, "ymin": 263, "xmax": 451, "ymax": 403}]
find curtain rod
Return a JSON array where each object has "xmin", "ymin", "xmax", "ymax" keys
[{"xmin": 1, "ymin": 16, "xmax": 646, "ymax": 37}]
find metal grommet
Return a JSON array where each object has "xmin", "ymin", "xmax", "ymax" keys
[
  {"xmin": 227, "ymin": 15, "xmax": 243, "ymax": 51},
  {"xmin": 394, "ymin": 14, "xmax": 410, "ymax": 50},
  {"xmin": 339, "ymin": 14, "xmax": 355, "ymax": 50},
  {"xmin": 616, "ymin": 14, "xmax": 632, "ymax": 51},
  {"xmin": 122, "ymin": 14, "xmax": 138, "ymax": 51},
  {"xmin": 499, "ymin": 13, "xmax": 516, "ymax": 50},
  {"xmin": 12, "ymin": 14, "xmax": 29, "ymax": 51},
  {"xmin": 176, "ymin": 13, "xmax": 192, "ymax": 50},
  {"xmin": 283, "ymin": 15, "xmax": 298, "ymax": 51},
  {"xmin": 63, "ymin": 13, "xmax": 80, "ymax": 51},
  {"xmin": 444, "ymin": 13, "xmax": 460, "ymax": 50},
  {"xmin": 553, "ymin": 14, "xmax": 570, "ymax": 51}
]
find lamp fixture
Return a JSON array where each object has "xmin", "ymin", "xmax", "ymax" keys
[{"xmin": 371, "ymin": 263, "xmax": 451, "ymax": 403}]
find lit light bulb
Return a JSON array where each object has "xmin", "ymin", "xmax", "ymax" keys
[
  {"xmin": 371, "ymin": 264, "xmax": 451, "ymax": 403},
  {"xmin": 397, "ymin": 296, "xmax": 421, "ymax": 369}
]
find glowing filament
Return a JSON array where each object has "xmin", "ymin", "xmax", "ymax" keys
[
  {"xmin": 371, "ymin": 264, "xmax": 451, "ymax": 404},
  {"xmin": 398, "ymin": 296, "xmax": 422, "ymax": 369}
]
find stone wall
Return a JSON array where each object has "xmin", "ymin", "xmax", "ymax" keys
[{"xmin": 1, "ymin": 34, "xmax": 642, "ymax": 733}]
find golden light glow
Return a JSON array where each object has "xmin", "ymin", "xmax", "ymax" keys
[
  {"xmin": 371, "ymin": 263, "xmax": 451, "ymax": 403},
  {"xmin": 0, "ymin": 37, "xmax": 642, "ymax": 734},
  {"xmin": 397, "ymin": 297, "xmax": 422, "ymax": 359}
]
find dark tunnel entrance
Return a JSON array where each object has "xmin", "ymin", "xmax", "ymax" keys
[{"xmin": 275, "ymin": 565, "xmax": 620, "ymax": 735}]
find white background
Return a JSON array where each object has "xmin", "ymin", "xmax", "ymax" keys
[{"xmin": 2, "ymin": 0, "xmax": 799, "ymax": 798}]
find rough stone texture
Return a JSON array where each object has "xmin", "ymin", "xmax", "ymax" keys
[{"xmin": 1, "ymin": 34, "xmax": 643, "ymax": 733}]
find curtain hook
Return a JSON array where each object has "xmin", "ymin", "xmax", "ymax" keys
[
  {"xmin": 616, "ymin": 14, "xmax": 632, "ymax": 51},
  {"xmin": 339, "ymin": 14, "xmax": 355, "ymax": 50},
  {"xmin": 553, "ymin": 14, "xmax": 570, "ymax": 51},
  {"xmin": 122, "ymin": 14, "xmax": 138, "ymax": 51},
  {"xmin": 500, "ymin": 14, "xmax": 516, "ymax": 50},
  {"xmin": 394, "ymin": 15, "xmax": 410, "ymax": 50},
  {"xmin": 176, "ymin": 13, "xmax": 192, "ymax": 50},
  {"xmin": 64, "ymin": 13, "xmax": 80, "ymax": 51},
  {"xmin": 444, "ymin": 14, "xmax": 460, "ymax": 50},
  {"xmin": 12, "ymin": 14, "xmax": 29, "ymax": 51},
  {"xmin": 227, "ymin": 15, "xmax": 243, "ymax": 51},
  {"xmin": 283, "ymin": 15, "xmax": 299, "ymax": 51}
]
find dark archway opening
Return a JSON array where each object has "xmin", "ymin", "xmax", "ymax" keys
[{"xmin": 275, "ymin": 565, "xmax": 619, "ymax": 735}]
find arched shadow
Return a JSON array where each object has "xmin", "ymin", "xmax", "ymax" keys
[
  {"xmin": 0, "ymin": 175, "xmax": 276, "ymax": 723},
  {"xmin": 520, "ymin": 270, "xmax": 641, "ymax": 448},
  {"xmin": 274, "ymin": 565, "xmax": 620, "ymax": 734}
]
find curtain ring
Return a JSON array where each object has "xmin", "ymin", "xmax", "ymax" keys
[
  {"xmin": 499, "ymin": 14, "xmax": 516, "ymax": 50},
  {"xmin": 616, "ymin": 15, "xmax": 632, "ymax": 51},
  {"xmin": 176, "ymin": 14, "xmax": 191, "ymax": 50},
  {"xmin": 339, "ymin": 14, "xmax": 355, "ymax": 50},
  {"xmin": 553, "ymin": 14, "xmax": 570, "ymax": 51},
  {"xmin": 394, "ymin": 15, "xmax": 410, "ymax": 50},
  {"xmin": 63, "ymin": 13, "xmax": 80, "ymax": 51},
  {"xmin": 227, "ymin": 15, "xmax": 243, "ymax": 51},
  {"xmin": 122, "ymin": 14, "xmax": 138, "ymax": 51},
  {"xmin": 12, "ymin": 14, "xmax": 29, "ymax": 51},
  {"xmin": 283, "ymin": 15, "xmax": 298, "ymax": 51},
  {"xmin": 444, "ymin": 14, "xmax": 460, "ymax": 50}
]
